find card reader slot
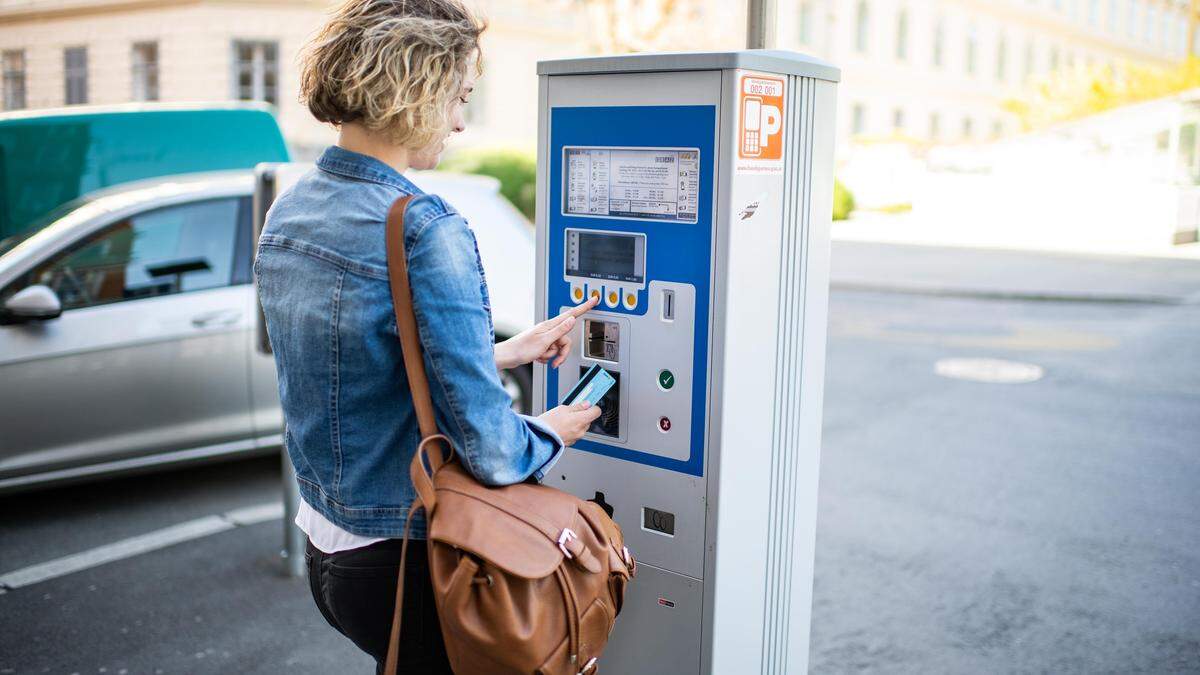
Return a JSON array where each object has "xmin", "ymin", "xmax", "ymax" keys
[{"xmin": 580, "ymin": 365, "xmax": 620, "ymax": 438}]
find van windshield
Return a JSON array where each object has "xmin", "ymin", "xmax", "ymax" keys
[{"xmin": 0, "ymin": 198, "xmax": 91, "ymax": 258}]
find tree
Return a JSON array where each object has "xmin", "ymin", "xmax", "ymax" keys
[
  {"xmin": 1003, "ymin": 57, "xmax": 1200, "ymax": 130},
  {"xmin": 570, "ymin": 0, "xmax": 719, "ymax": 53}
]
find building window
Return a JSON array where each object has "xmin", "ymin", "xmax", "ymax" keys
[
  {"xmin": 1156, "ymin": 7, "xmax": 1166, "ymax": 50},
  {"xmin": 232, "ymin": 40, "xmax": 278, "ymax": 105},
  {"xmin": 798, "ymin": 1, "xmax": 814, "ymax": 45},
  {"xmin": 1050, "ymin": 45, "xmax": 1061, "ymax": 71},
  {"xmin": 855, "ymin": 1, "xmax": 870, "ymax": 53},
  {"xmin": 1107, "ymin": 0, "xmax": 1118, "ymax": 33},
  {"xmin": 1023, "ymin": 39, "xmax": 1035, "ymax": 80},
  {"xmin": 132, "ymin": 42, "xmax": 159, "ymax": 102},
  {"xmin": 2, "ymin": 50, "xmax": 25, "ymax": 111},
  {"xmin": 1127, "ymin": 0, "xmax": 1137, "ymax": 40},
  {"xmin": 992, "ymin": 119, "xmax": 1004, "ymax": 139},
  {"xmin": 852, "ymin": 103, "xmax": 866, "ymax": 135},
  {"xmin": 895, "ymin": 8, "xmax": 909, "ymax": 61},
  {"xmin": 932, "ymin": 18, "xmax": 945, "ymax": 68},
  {"xmin": 1088, "ymin": 0, "xmax": 1100, "ymax": 25},
  {"xmin": 962, "ymin": 116, "xmax": 974, "ymax": 140},
  {"xmin": 1164, "ymin": 12, "xmax": 1175, "ymax": 55},
  {"xmin": 966, "ymin": 24, "xmax": 978, "ymax": 76},
  {"xmin": 1143, "ymin": 5, "xmax": 1154, "ymax": 44},
  {"xmin": 929, "ymin": 112, "xmax": 940, "ymax": 141},
  {"xmin": 996, "ymin": 33, "xmax": 1008, "ymax": 82},
  {"xmin": 893, "ymin": 107, "xmax": 905, "ymax": 131},
  {"xmin": 64, "ymin": 46, "xmax": 88, "ymax": 105}
]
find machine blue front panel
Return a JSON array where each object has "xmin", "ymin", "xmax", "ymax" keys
[{"xmin": 546, "ymin": 105, "xmax": 715, "ymax": 477}]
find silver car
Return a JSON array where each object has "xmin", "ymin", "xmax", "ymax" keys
[{"xmin": 0, "ymin": 168, "xmax": 536, "ymax": 493}]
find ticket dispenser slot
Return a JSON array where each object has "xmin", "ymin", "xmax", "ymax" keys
[
  {"xmin": 585, "ymin": 319, "xmax": 619, "ymax": 362},
  {"xmin": 536, "ymin": 52, "xmax": 838, "ymax": 674}
]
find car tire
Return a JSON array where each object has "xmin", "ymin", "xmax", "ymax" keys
[{"xmin": 499, "ymin": 364, "xmax": 533, "ymax": 415}]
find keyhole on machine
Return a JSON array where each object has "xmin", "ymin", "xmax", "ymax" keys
[{"xmin": 592, "ymin": 491, "xmax": 614, "ymax": 518}]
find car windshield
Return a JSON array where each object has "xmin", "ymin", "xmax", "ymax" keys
[{"xmin": 0, "ymin": 197, "xmax": 96, "ymax": 258}]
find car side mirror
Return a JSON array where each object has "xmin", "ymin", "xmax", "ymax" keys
[{"xmin": 0, "ymin": 285, "xmax": 63, "ymax": 325}]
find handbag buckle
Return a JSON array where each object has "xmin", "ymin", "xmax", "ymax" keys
[
  {"xmin": 557, "ymin": 528, "xmax": 578, "ymax": 559},
  {"xmin": 578, "ymin": 657, "xmax": 598, "ymax": 674}
]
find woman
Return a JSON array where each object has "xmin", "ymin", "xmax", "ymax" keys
[{"xmin": 254, "ymin": 1, "xmax": 602, "ymax": 672}]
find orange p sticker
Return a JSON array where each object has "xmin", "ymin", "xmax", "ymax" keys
[{"xmin": 737, "ymin": 74, "xmax": 786, "ymax": 172}]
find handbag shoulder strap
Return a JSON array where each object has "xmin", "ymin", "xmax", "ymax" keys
[
  {"xmin": 382, "ymin": 193, "xmax": 450, "ymax": 675},
  {"xmin": 385, "ymin": 195, "xmax": 438, "ymax": 439}
]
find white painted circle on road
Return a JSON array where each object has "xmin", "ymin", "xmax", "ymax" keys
[{"xmin": 934, "ymin": 357, "xmax": 1044, "ymax": 384}]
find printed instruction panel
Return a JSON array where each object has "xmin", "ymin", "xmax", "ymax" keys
[{"xmin": 563, "ymin": 147, "xmax": 699, "ymax": 224}]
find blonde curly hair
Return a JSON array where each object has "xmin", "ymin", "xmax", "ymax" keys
[{"xmin": 299, "ymin": 0, "xmax": 485, "ymax": 149}]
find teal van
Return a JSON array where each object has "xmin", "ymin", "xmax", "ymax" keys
[{"xmin": 0, "ymin": 102, "xmax": 290, "ymax": 240}]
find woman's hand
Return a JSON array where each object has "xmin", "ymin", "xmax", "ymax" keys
[
  {"xmin": 540, "ymin": 401, "xmax": 603, "ymax": 446},
  {"xmin": 494, "ymin": 295, "xmax": 601, "ymax": 370}
]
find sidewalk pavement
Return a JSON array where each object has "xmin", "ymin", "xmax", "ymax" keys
[{"xmin": 831, "ymin": 237, "xmax": 1200, "ymax": 305}]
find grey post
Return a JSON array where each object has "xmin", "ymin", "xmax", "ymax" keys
[
  {"xmin": 746, "ymin": 0, "xmax": 778, "ymax": 49},
  {"xmin": 252, "ymin": 163, "xmax": 305, "ymax": 579}
]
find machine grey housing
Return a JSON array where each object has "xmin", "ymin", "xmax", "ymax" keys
[{"xmin": 533, "ymin": 50, "xmax": 840, "ymax": 674}]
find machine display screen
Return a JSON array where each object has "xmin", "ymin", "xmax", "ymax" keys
[
  {"xmin": 565, "ymin": 230, "xmax": 645, "ymax": 284},
  {"xmin": 563, "ymin": 146, "xmax": 700, "ymax": 223}
]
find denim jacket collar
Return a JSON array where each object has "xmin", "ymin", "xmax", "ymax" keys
[{"xmin": 316, "ymin": 144, "xmax": 425, "ymax": 196}]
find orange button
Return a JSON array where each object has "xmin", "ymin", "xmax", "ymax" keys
[
  {"xmin": 591, "ymin": 290, "xmax": 601, "ymax": 300},
  {"xmin": 573, "ymin": 287, "xmax": 583, "ymax": 300},
  {"xmin": 608, "ymin": 292, "xmax": 618, "ymax": 304},
  {"xmin": 626, "ymin": 293, "xmax": 636, "ymax": 305}
]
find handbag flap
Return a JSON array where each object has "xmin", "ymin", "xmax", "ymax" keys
[{"xmin": 428, "ymin": 463, "xmax": 591, "ymax": 580}]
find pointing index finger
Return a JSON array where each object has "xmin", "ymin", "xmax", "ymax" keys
[{"xmin": 566, "ymin": 294, "xmax": 601, "ymax": 319}]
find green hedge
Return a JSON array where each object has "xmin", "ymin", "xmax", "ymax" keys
[
  {"xmin": 833, "ymin": 179, "xmax": 855, "ymax": 221},
  {"xmin": 439, "ymin": 147, "xmax": 537, "ymax": 220},
  {"xmin": 442, "ymin": 147, "xmax": 856, "ymax": 223}
]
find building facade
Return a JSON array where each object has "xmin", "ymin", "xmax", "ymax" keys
[
  {"xmin": 771, "ymin": 0, "xmax": 1194, "ymax": 147},
  {"xmin": 0, "ymin": 0, "xmax": 586, "ymax": 157},
  {"xmin": 0, "ymin": 0, "xmax": 1192, "ymax": 156}
]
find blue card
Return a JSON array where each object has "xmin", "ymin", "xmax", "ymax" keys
[{"xmin": 564, "ymin": 363, "xmax": 616, "ymax": 407}]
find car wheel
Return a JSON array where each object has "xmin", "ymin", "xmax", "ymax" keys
[{"xmin": 500, "ymin": 364, "xmax": 533, "ymax": 414}]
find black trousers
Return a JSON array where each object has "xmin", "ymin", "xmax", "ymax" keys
[{"xmin": 305, "ymin": 538, "xmax": 453, "ymax": 674}]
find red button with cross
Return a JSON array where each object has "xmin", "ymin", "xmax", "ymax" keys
[{"xmin": 658, "ymin": 416, "xmax": 672, "ymax": 432}]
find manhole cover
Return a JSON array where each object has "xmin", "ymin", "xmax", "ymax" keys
[{"xmin": 934, "ymin": 357, "xmax": 1044, "ymax": 384}]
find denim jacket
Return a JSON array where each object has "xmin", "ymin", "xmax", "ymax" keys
[{"xmin": 254, "ymin": 145, "xmax": 563, "ymax": 539}]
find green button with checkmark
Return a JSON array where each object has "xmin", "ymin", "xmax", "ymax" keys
[{"xmin": 658, "ymin": 369, "xmax": 675, "ymax": 390}]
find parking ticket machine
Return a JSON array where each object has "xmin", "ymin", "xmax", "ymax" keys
[{"xmin": 533, "ymin": 52, "xmax": 840, "ymax": 673}]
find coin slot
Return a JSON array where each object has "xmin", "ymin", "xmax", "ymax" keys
[{"xmin": 661, "ymin": 289, "xmax": 675, "ymax": 322}]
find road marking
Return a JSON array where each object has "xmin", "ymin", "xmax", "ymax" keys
[
  {"xmin": 224, "ymin": 502, "xmax": 284, "ymax": 526},
  {"xmin": 0, "ymin": 502, "xmax": 283, "ymax": 591},
  {"xmin": 934, "ymin": 357, "xmax": 1045, "ymax": 384}
]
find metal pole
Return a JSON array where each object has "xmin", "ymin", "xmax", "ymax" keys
[
  {"xmin": 253, "ymin": 163, "xmax": 305, "ymax": 579},
  {"xmin": 281, "ymin": 448, "xmax": 305, "ymax": 578},
  {"xmin": 746, "ymin": 0, "xmax": 778, "ymax": 50},
  {"xmin": 1191, "ymin": 0, "xmax": 1199, "ymax": 58}
]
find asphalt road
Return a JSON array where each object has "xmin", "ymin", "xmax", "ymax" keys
[
  {"xmin": 811, "ymin": 289, "xmax": 1200, "ymax": 674},
  {"xmin": 1, "ymin": 249, "xmax": 1198, "ymax": 674}
]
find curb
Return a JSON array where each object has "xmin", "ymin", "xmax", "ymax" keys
[{"xmin": 830, "ymin": 282, "xmax": 1195, "ymax": 306}]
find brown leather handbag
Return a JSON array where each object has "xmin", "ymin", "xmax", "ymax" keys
[{"xmin": 382, "ymin": 195, "xmax": 636, "ymax": 675}]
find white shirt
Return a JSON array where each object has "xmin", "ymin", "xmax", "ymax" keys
[{"xmin": 296, "ymin": 500, "xmax": 384, "ymax": 554}]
